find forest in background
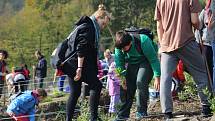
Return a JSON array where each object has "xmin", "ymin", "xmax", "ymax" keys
[{"xmin": 0, "ymin": 0, "xmax": 205, "ymax": 70}]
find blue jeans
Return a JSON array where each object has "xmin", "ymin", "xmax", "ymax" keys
[
  {"xmin": 58, "ymin": 75, "xmax": 66, "ymax": 91},
  {"xmin": 211, "ymin": 41, "xmax": 215, "ymax": 92}
]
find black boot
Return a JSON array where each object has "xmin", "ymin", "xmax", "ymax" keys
[
  {"xmin": 202, "ymin": 105, "xmax": 213, "ymax": 117},
  {"xmin": 164, "ymin": 112, "xmax": 173, "ymax": 120}
]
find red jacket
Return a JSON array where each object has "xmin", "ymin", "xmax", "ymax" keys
[
  {"xmin": 172, "ymin": 60, "xmax": 185, "ymax": 83},
  {"xmin": 23, "ymin": 69, "xmax": 30, "ymax": 80},
  {"xmin": 56, "ymin": 69, "xmax": 64, "ymax": 76}
]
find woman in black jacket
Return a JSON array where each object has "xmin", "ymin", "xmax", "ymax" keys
[{"xmin": 58, "ymin": 4, "xmax": 111, "ymax": 121}]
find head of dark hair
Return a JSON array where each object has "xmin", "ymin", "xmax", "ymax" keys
[
  {"xmin": 115, "ymin": 30, "xmax": 132, "ymax": 49},
  {"xmin": 37, "ymin": 88, "xmax": 47, "ymax": 97},
  {"xmin": 24, "ymin": 64, "xmax": 28, "ymax": 68},
  {"xmin": 0, "ymin": 50, "xmax": 8, "ymax": 59}
]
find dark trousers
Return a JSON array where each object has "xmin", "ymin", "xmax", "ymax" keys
[
  {"xmin": 66, "ymin": 70, "xmax": 103, "ymax": 121},
  {"xmin": 203, "ymin": 45, "xmax": 213, "ymax": 85},
  {"xmin": 39, "ymin": 78, "xmax": 44, "ymax": 88},
  {"xmin": 117, "ymin": 62, "xmax": 153, "ymax": 119},
  {"xmin": 14, "ymin": 79, "xmax": 27, "ymax": 93},
  {"xmin": 35, "ymin": 77, "xmax": 44, "ymax": 89},
  {"xmin": 120, "ymin": 86, "xmax": 126, "ymax": 103}
]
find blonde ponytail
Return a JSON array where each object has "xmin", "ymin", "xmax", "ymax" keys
[
  {"xmin": 93, "ymin": 4, "xmax": 111, "ymax": 19},
  {"xmin": 98, "ymin": 4, "xmax": 106, "ymax": 11}
]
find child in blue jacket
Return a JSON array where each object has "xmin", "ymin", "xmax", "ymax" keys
[{"xmin": 7, "ymin": 89, "xmax": 47, "ymax": 121}]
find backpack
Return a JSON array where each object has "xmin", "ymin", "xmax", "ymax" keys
[
  {"xmin": 124, "ymin": 26, "xmax": 154, "ymax": 40},
  {"xmin": 50, "ymin": 42, "xmax": 63, "ymax": 69},
  {"xmin": 50, "ymin": 24, "xmax": 85, "ymax": 69},
  {"xmin": 9, "ymin": 91, "xmax": 24, "ymax": 103},
  {"xmin": 124, "ymin": 26, "xmax": 157, "ymax": 55},
  {"xmin": 16, "ymin": 67, "xmax": 30, "ymax": 80}
]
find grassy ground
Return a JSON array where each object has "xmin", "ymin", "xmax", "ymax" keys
[
  {"xmin": 0, "ymin": 73, "xmax": 215, "ymax": 121},
  {"xmin": 0, "ymin": 92, "xmax": 214, "ymax": 121}
]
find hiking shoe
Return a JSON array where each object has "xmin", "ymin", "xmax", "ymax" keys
[
  {"xmin": 135, "ymin": 112, "xmax": 147, "ymax": 120},
  {"xmin": 164, "ymin": 112, "xmax": 173, "ymax": 119},
  {"xmin": 202, "ymin": 105, "xmax": 213, "ymax": 117}
]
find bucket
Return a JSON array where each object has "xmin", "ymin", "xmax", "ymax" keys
[{"xmin": 149, "ymin": 88, "xmax": 159, "ymax": 102}]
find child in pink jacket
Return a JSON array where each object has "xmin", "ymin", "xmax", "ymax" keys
[{"xmin": 106, "ymin": 62, "xmax": 121, "ymax": 113}]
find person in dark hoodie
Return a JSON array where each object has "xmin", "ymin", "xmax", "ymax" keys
[
  {"xmin": 57, "ymin": 4, "xmax": 111, "ymax": 121},
  {"xmin": 33, "ymin": 50, "xmax": 47, "ymax": 89}
]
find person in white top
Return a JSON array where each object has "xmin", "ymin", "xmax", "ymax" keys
[{"xmin": 6, "ymin": 67, "xmax": 27, "ymax": 94}]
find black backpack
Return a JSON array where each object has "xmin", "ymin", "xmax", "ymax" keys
[
  {"xmin": 50, "ymin": 24, "xmax": 85, "ymax": 70},
  {"xmin": 124, "ymin": 26, "xmax": 154, "ymax": 40},
  {"xmin": 124, "ymin": 26, "xmax": 157, "ymax": 55}
]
